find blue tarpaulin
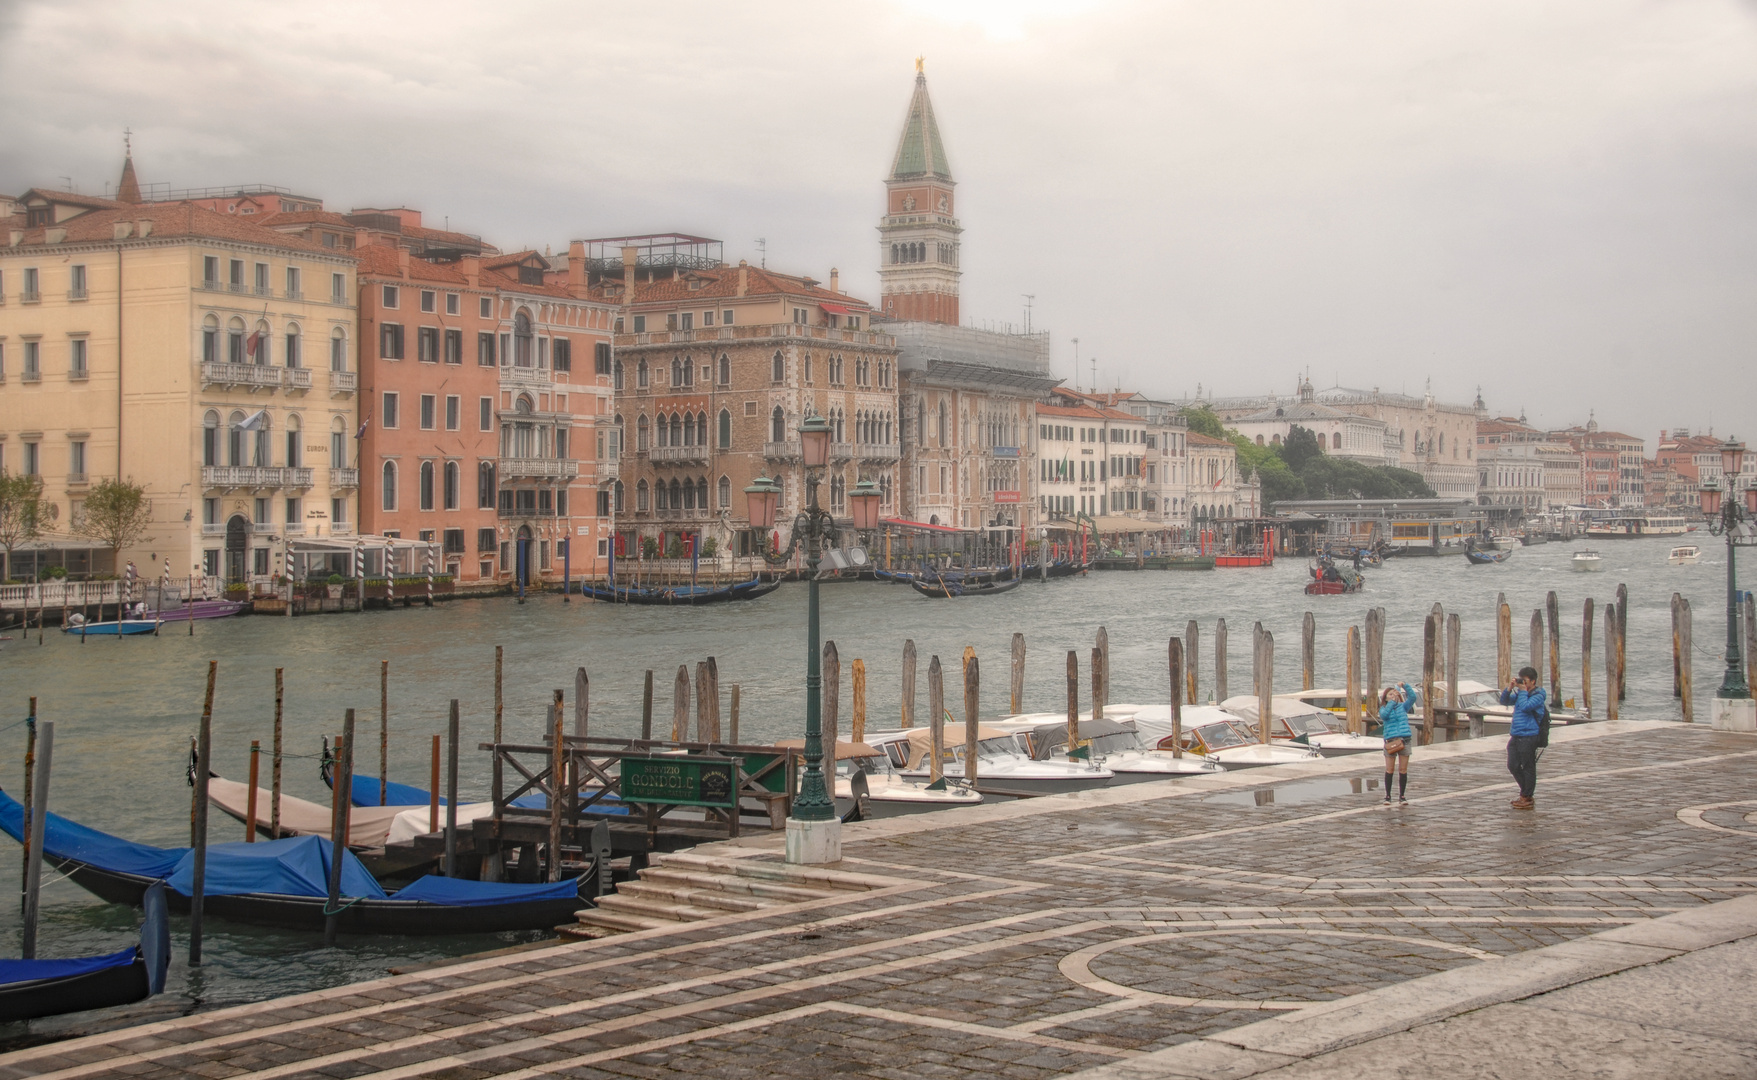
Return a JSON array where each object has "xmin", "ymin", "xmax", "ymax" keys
[
  {"xmin": 0, "ymin": 946, "xmax": 138, "ymax": 986},
  {"xmin": 0, "ymin": 788, "xmax": 187, "ymax": 880},
  {"xmin": 392, "ymin": 875, "xmax": 582, "ymax": 906},
  {"xmin": 166, "ymin": 836, "xmax": 386, "ymax": 899},
  {"xmin": 349, "ymin": 775, "xmax": 440, "ymax": 807}
]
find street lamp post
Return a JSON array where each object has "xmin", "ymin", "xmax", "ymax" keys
[
  {"xmin": 744, "ymin": 413, "xmax": 859, "ymax": 863},
  {"xmin": 1698, "ymin": 439, "xmax": 1757, "ymax": 732}
]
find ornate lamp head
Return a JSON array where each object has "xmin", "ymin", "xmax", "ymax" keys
[
  {"xmin": 799, "ymin": 413, "xmax": 831, "ymax": 469},
  {"xmin": 1700, "ymin": 475, "xmax": 1724, "ymax": 519},
  {"xmin": 849, "ymin": 478, "xmax": 883, "ymax": 530},
  {"xmin": 743, "ymin": 475, "xmax": 781, "ymax": 531},
  {"xmin": 1721, "ymin": 439, "xmax": 1747, "ymax": 482}
]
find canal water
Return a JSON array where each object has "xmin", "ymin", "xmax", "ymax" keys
[{"xmin": 0, "ymin": 534, "xmax": 1731, "ymax": 1033}]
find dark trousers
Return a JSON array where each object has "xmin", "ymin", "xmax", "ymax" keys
[{"xmin": 1507, "ymin": 735, "xmax": 1540, "ymax": 798}]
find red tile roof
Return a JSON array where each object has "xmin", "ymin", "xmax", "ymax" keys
[
  {"xmin": 354, "ymin": 245, "xmax": 471, "ymax": 284},
  {"xmin": 2, "ymin": 200, "xmax": 348, "ymax": 256},
  {"xmin": 1037, "ymin": 402, "xmax": 1136, "ymax": 422},
  {"xmin": 1186, "ymin": 432, "xmax": 1236, "ymax": 447},
  {"xmin": 609, "ymin": 263, "xmax": 872, "ymax": 310}
]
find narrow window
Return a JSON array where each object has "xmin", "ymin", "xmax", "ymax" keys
[
  {"xmin": 382, "ymin": 461, "xmax": 398, "ymax": 511},
  {"xmin": 382, "ymin": 391, "xmax": 399, "ymax": 429},
  {"xmin": 479, "ymin": 397, "xmax": 493, "ymax": 432},
  {"xmin": 420, "ymin": 394, "xmax": 436, "ymax": 430},
  {"xmin": 719, "ymin": 408, "xmax": 732, "ymax": 449},
  {"xmin": 419, "ymin": 461, "xmax": 435, "ymax": 510},
  {"xmin": 446, "ymin": 395, "xmax": 460, "ymax": 431}
]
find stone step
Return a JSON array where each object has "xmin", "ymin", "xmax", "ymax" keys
[
  {"xmin": 595, "ymin": 893, "xmax": 731, "ymax": 923},
  {"xmin": 654, "ymin": 852, "xmax": 896, "ymax": 891},
  {"xmin": 636, "ymin": 866, "xmax": 835, "ymax": 903},
  {"xmin": 615, "ymin": 880, "xmax": 774, "ymax": 913},
  {"xmin": 568, "ymin": 908, "xmax": 670, "ymax": 935}
]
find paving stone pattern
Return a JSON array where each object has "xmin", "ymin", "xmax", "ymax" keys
[{"xmin": 3, "ymin": 724, "xmax": 1755, "ymax": 1080}]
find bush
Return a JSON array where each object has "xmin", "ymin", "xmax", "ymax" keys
[
  {"xmin": 42, "ymin": 566, "xmax": 67, "ymax": 581},
  {"xmin": 327, "ymin": 573, "xmax": 345, "ymax": 585},
  {"xmin": 700, "ymin": 537, "xmax": 718, "ymax": 558},
  {"xmin": 641, "ymin": 537, "xmax": 659, "ymax": 560}
]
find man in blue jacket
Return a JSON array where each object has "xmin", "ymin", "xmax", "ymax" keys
[{"xmin": 1501, "ymin": 666, "xmax": 1546, "ymax": 809}]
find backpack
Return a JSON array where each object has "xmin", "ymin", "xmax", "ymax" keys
[{"xmin": 1535, "ymin": 700, "xmax": 1551, "ymax": 748}]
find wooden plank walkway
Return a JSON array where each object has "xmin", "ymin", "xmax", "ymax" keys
[{"xmin": 4, "ymin": 720, "xmax": 1756, "ymax": 1080}]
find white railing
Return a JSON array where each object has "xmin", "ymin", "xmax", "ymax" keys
[
  {"xmin": 330, "ymin": 523, "xmax": 355, "ymax": 536},
  {"xmin": 764, "ymin": 441, "xmax": 800, "ymax": 461},
  {"xmin": 597, "ymin": 460, "xmax": 620, "ymax": 482},
  {"xmin": 201, "ymin": 362, "xmax": 281, "ymax": 389},
  {"xmin": 0, "ymin": 576, "xmax": 225, "ymax": 612},
  {"xmin": 330, "ymin": 467, "xmax": 359, "ymax": 488},
  {"xmin": 282, "ymin": 368, "xmax": 312, "ymax": 390},
  {"xmin": 650, "ymin": 445, "xmax": 708, "ymax": 464},
  {"xmin": 283, "ymin": 468, "xmax": 314, "ymax": 489},
  {"xmin": 858, "ymin": 444, "xmax": 900, "ymax": 462},
  {"xmin": 203, "ymin": 465, "xmax": 291, "ymax": 489},
  {"xmin": 499, "ymin": 457, "xmax": 580, "ymax": 480},
  {"xmin": 330, "ymin": 370, "xmax": 357, "ymax": 392}
]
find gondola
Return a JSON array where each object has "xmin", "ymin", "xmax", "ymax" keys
[
  {"xmin": 1464, "ymin": 546, "xmax": 1511, "ymax": 565},
  {"xmin": 0, "ymin": 789, "xmax": 591, "ymax": 936},
  {"xmin": 1304, "ymin": 562, "xmax": 1364, "ymax": 595},
  {"xmin": 579, "ymin": 576, "xmax": 778, "ymax": 605},
  {"xmin": 910, "ymin": 574, "xmax": 1023, "ymax": 598},
  {"xmin": 0, "ymin": 883, "xmax": 169, "ymax": 1022}
]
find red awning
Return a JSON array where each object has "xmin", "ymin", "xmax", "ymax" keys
[
  {"xmin": 881, "ymin": 517, "xmax": 967, "ymax": 534},
  {"xmin": 819, "ymin": 302, "xmax": 851, "ymax": 315}
]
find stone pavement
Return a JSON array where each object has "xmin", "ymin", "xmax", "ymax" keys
[{"xmin": 3, "ymin": 719, "xmax": 1756, "ymax": 1080}]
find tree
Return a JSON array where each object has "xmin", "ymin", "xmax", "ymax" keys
[
  {"xmin": 0, "ymin": 472, "xmax": 47, "ymax": 581},
  {"xmin": 77, "ymin": 478, "xmax": 154, "ymax": 570},
  {"xmin": 1280, "ymin": 426, "xmax": 1324, "ymax": 472},
  {"xmin": 1181, "ymin": 405, "xmax": 1227, "ymax": 440}
]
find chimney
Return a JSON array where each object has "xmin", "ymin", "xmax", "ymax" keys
[
  {"xmin": 397, "ymin": 247, "xmax": 411, "ymax": 280},
  {"xmin": 461, "ymin": 256, "xmax": 480, "ymax": 289},
  {"xmin": 566, "ymin": 240, "xmax": 587, "ymax": 299},
  {"xmin": 829, "ymin": 267, "xmax": 839, "ymax": 293},
  {"xmin": 621, "ymin": 245, "xmax": 638, "ymax": 301},
  {"xmin": 737, "ymin": 259, "xmax": 748, "ymax": 298}
]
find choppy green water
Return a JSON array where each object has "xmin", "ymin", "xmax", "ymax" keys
[{"xmin": 0, "ymin": 534, "xmax": 1727, "ymax": 1035}]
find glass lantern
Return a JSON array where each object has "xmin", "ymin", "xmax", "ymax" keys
[
  {"xmin": 849, "ymin": 478, "xmax": 883, "ymax": 531},
  {"xmin": 743, "ymin": 475, "xmax": 781, "ymax": 531},
  {"xmin": 799, "ymin": 414, "xmax": 831, "ymax": 469}
]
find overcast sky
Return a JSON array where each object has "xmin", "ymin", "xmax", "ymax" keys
[{"xmin": 5, "ymin": 0, "xmax": 1755, "ymax": 450}]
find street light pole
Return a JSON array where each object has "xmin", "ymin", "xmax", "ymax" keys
[{"xmin": 1699, "ymin": 439, "xmax": 1756, "ymax": 731}]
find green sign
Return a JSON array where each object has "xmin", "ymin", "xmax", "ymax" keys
[{"xmin": 620, "ymin": 756, "xmax": 736, "ymax": 808}]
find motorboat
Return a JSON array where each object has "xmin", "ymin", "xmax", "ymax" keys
[
  {"xmin": 0, "ymin": 788, "xmax": 591, "ymax": 935},
  {"xmin": 776, "ymin": 738, "xmax": 982, "ymax": 817},
  {"xmin": 0, "ymin": 883, "xmax": 169, "ymax": 1022},
  {"xmin": 1571, "ymin": 550, "xmax": 1603, "ymax": 572},
  {"xmin": 877, "ymin": 726, "xmax": 1115, "ymax": 794},
  {"xmin": 1276, "ymin": 687, "xmax": 1373, "ymax": 718},
  {"xmin": 1129, "ymin": 705, "xmax": 1323, "ymax": 768},
  {"xmin": 1446, "ymin": 679, "xmax": 1585, "ymax": 732},
  {"xmin": 580, "ymin": 577, "xmax": 778, "ymax": 605},
  {"xmin": 990, "ymin": 716, "xmax": 1225, "ymax": 779},
  {"xmin": 61, "ymin": 617, "xmax": 158, "ymax": 636},
  {"xmin": 1669, "ymin": 545, "xmax": 1701, "ymax": 565},
  {"xmin": 1219, "ymin": 696, "xmax": 1384, "ymax": 756}
]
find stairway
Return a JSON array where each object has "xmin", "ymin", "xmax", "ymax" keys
[{"xmin": 561, "ymin": 851, "xmax": 896, "ymax": 938}]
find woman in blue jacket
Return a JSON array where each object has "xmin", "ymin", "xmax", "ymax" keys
[{"xmin": 1378, "ymin": 682, "xmax": 1417, "ymax": 804}]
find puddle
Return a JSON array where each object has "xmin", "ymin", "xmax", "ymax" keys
[{"xmin": 1202, "ymin": 776, "xmax": 1381, "ymax": 808}]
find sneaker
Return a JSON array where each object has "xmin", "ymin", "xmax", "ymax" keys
[
  {"xmin": 1383, "ymin": 795, "xmax": 1392, "ymax": 804},
  {"xmin": 1511, "ymin": 796, "xmax": 1535, "ymax": 810},
  {"xmin": 1398, "ymin": 796, "xmax": 1409, "ymax": 804}
]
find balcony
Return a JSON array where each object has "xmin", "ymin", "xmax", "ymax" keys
[
  {"xmin": 21, "ymin": 370, "xmax": 41, "ymax": 384},
  {"xmin": 202, "ymin": 465, "xmax": 293, "ymax": 489},
  {"xmin": 499, "ymin": 457, "xmax": 580, "ymax": 481},
  {"xmin": 650, "ymin": 445, "xmax": 708, "ymax": 465},
  {"xmin": 764, "ymin": 440, "xmax": 800, "ymax": 462},
  {"xmin": 21, "ymin": 290, "xmax": 40, "ymax": 303},
  {"xmin": 282, "ymin": 468, "xmax": 314, "ymax": 490},
  {"xmin": 831, "ymin": 442, "xmax": 854, "ymax": 462},
  {"xmin": 282, "ymin": 368, "xmax": 312, "ymax": 391},
  {"xmin": 597, "ymin": 460, "xmax": 620, "ymax": 482},
  {"xmin": 282, "ymin": 522, "xmax": 306, "ymax": 536},
  {"xmin": 857, "ymin": 443, "xmax": 900, "ymax": 463},
  {"xmin": 201, "ymin": 362, "xmax": 281, "ymax": 391},
  {"xmin": 500, "ymin": 364, "xmax": 551, "ymax": 387},
  {"xmin": 284, "ymin": 289, "xmax": 303, "ymax": 301},
  {"xmin": 330, "ymin": 467, "xmax": 359, "ymax": 489},
  {"xmin": 331, "ymin": 522, "xmax": 355, "ymax": 536},
  {"xmin": 66, "ymin": 472, "xmax": 88, "ymax": 487},
  {"xmin": 201, "ymin": 523, "xmax": 226, "ymax": 536},
  {"xmin": 330, "ymin": 370, "xmax": 357, "ymax": 393}
]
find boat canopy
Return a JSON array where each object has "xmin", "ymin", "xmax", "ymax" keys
[
  {"xmin": 900, "ymin": 725, "xmax": 1013, "ymax": 769},
  {"xmin": 167, "ymin": 835, "xmax": 385, "ymax": 899},
  {"xmin": 0, "ymin": 787, "xmax": 186, "ymax": 879},
  {"xmin": 1028, "ymin": 718, "xmax": 1134, "ymax": 747},
  {"xmin": 773, "ymin": 739, "xmax": 883, "ymax": 760},
  {"xmin": 0, "ymin": 946, "xmax": 139, "ymax": 985}
]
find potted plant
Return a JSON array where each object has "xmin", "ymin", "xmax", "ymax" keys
[
  {"xmin": 641, "ymin": 536, "xmax": 659, "ymax": 560},
  {"xmin": 326, "ymin": 573, "xmax": 345, "ymax": 600},
  {"xmin": 700, "ymin": 537, "xmax": 718, "ymax": 559}
]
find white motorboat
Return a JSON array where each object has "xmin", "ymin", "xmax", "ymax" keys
[
  {"xmin": 876, "ymin": 726, "xmax": 1115, "ymax": 794},
  {"xmin": 992, "ymin": 716, "xmax": 1225, "ymax": 779},
  {"xmin": 1446, "ymin": 679, "xmax": 1585, "ymax": 732},
  {"xmin": 1669, "ymin": 545, "xmax": 1701, "ymax": 565},
  {"xmin": 1572, "ymin": 550, "xmax": 1603, "ymax": 572},
  {"xmin": 780, "ymin": 738, "xmax": 984, "ymax": 817},
  {"xmin": 1275, "ymin": 687, "xmax": 1371, "ymax": 717},
  {"xmin": 1129, "ymin": 705, "xmax": 1323, "ymax": 768},
  {"xmin": 1220, "ymin": 696, "xmax": 1384, "ymax": 756}
]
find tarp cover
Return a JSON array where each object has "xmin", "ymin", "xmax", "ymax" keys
[
  {"xmin": 351, "ymin": 775, "xmax": 441, "ymax": 807},
  {"xmin": 0, "ymin": 946, "xmax": 138, "ymax": 986},
  {"xmin": 166, "ymin": 836, "xmax": 386, "ymax": 899},
  {"xmin": 0, "ymin": 788, "xmax": 187, "ymax": 880},
  {"xmin": 207, "ymin": 778, "xmax": 403, "ymax": 848},
  {"xmin": 392, "ymin": 875, "xmax": 582, "ymax": 906}
]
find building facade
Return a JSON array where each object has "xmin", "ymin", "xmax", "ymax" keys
[
  {"xmin": 1230, "ymin": 380, "xmax": 1395, "ymax": 466},
  {"xmin": 1474, "ymin": 412, "xmax": 1582, "ymax": 520},
  {"xmin": 1550, "ymin": 416, "xmax": 1645, "ymax": 509},
  {"xmin": 0, "ymin": 159, "xmax": 359, "ymax": 582}
]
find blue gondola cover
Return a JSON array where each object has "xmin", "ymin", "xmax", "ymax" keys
[
  {"xmin": 0, "ymin": 788, "xmax": 187, "ymax": 879},
  {"xmin": 392, "ymin": 875, "xmax": 581, "ymax": 906},
  {"xmin": 0, "ymin": 946, "xmax": 138, "ymax": 985},
  {"xmin": 167, "ymin": 836, "xmax": 387, "ymax": 899}
]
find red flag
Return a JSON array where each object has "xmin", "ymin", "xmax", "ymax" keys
[{"xmin": 246, "ymin": 330, "xmax": 263, "ymax": 357}]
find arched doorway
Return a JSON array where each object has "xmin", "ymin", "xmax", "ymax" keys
[
  {"xmin": 225, "ymin": 515, "xmax": 249, "ymax": 584},
  {"xmin": 516, "ymin": 525, "xmax": 533, "ymax": 589}
]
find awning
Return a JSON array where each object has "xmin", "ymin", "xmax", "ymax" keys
[
  {"xmin": 880, "ymin": 517, "xmax": 967, "ymax": 534},
  {"xmin": 819, "ymin": 302, "xmax": 851, "ymax": 316},
  {"xmin": 1091, "ymin": 515, "xmax": 1153, "ymax": 534}
]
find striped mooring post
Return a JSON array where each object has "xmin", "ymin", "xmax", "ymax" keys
[
  {"xmin": 124, "ymin": 561, "xmax": 137, "ymax": 608},
  {"xmin": 354, "ymin": 540, "xmax": 365, "ymax": 612},
  {"xmin": 425, "ymin": 544, "xmax": 436, "ymax": 607},
  {"xmin": 386, "ymin": 549, "xmax": 395, "ymax": 607}
]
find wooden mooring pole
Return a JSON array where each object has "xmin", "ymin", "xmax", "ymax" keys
[
  {"xmin": 640, "ymin": 669, "xmax": 654, "ymax": 741},
  {"xmin": 901, "ymin": 639, "xmax": 917, "ymax": 729},
  {"xmin": 671, "ymin": 666, "xmax": 689, "ymax": 742},
  {"xmin": 379, "ymin": 660, "xmax": 389, "ymax": 806},
  {"xmin": 1185, "ymin": 620, "xmax": 1199, "ymax": 705},
  {"xmin": 1010, "ymin": 633, "xmax": 1025, "ymax": 715},
  {"xmin": 1422, "ymin": 614, "xmax": 1438, "ymax": 745},
  {"xmin": 1345, "ymin": 627, "xmax": 1362, "ymax": 736},
  {"xmin": 21, "ymin": 696, "xmax": 35, "ymax": 897},
  {"xmin": 1616, "ymin": 583, "xmax": 1629, "ymax": 702},
  {"xmin": 493, "ymin": 647, "xmax": 504, "ymax": 809},
  {"xmin": 729, "ymin": 684, "xmax": 741, "ymax": 743},
  {"xmin": 245, "ymin": 741, "xmax": 260, "ymax": 841},
  {"xmin": 1496, "ymin": 595, "xmax": 1512, "ymax": 690},
  {"xmin": 1446, "ymin": 614, "xmax": 1461, "ymax": 741},
  {"xmin": 1091, "ymin": 647, "xmax": 1105, "ymax": 721},
  {"xmin": 1167, "ymin": 638, "xmax": 1184, "ymax": 758},
  {"xmin": 1679, "ymin": 598, "xmax": 1693, "ymax": 723},
  {"xmin": 852, "ymin": 659, "xmax": 867, "ymax": 744},
  {"xmin": 549, "ymin": 690, "xmax": 563, "ymax": 882},
  {"xmin": 1066, "ymin": 651, "xmax": 1080, "ymax": 761},
  {"xmin": 1096, "ymin": 627, "xmax": 1109, "ymax": 704},
  {"xmin": 445, "ymin": 700, "xmax": 460, "ymax": 876},
  {"xmin": 575, "ymin": 667, "xmax": 589, "ymax": 739},
  {"xmin": 1604, "ymin": 602, "xmax": 1620, "ymax": 722},
  {"xmin": 191, "ymin": 661, "xmax": 217, "ymax": 963},
  {"xmin": 323, "ymin": 708, "xmax": 353, "ymax": 949},
  {"xmin": 1547, "ymin": 591, "xmax": 1562, "ymax": 704},
  {"xmin": 1255, "ymin": 631, "xmax": 1273, "ymax": 746},
  {"xmin": 823, "ymin": 642, "xmax": 840, "ymax": 748},
  {"xmin": 1365, "ymin": 608, "xmax": 1384, "ymax": 706},
  {"xmin": 272, "ymin": 668, "xmax": 283, "ymax": 839},
  {"xmin": 1301, "ymin": 612, "xmax": 1315, "ymax": 692},
  {"xmin": 1582, "ymin": 599, "xmax": 1595, "ymax": 720},
  {"xmin": 964, "ymin": 656, "xmax": 980, "ymax": 788},
  {"xmin": 428, "ymin": 736, "xmax": 440, "ymax": 834},
  {"xmin": 928, "ymin": 656, "xmax": 945, "ymax": 784},
  {"xmin": 1215, "ymin": 618, "xmax": 1228, "ymax": 703},
  {"xmin": 1529, "ymin": 610, "xmax": 1543, "ymax": 676},
  {"xmin": 20, "ymin": 718, "xmax": 52, "ymax": 960}
]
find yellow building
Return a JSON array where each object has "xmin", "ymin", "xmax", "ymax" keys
[{"xmin": 0, "ymin": 157, "xmax": 359, "ymax": 582}]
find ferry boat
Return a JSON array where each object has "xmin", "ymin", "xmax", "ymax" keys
[
  {"xmin": 1669, "ymin": 545, "xmax": 1701, "ymax": 565},
  {"xmin": 1645, "ymin": 514, "xmax": 1690, "ymax": 537}
]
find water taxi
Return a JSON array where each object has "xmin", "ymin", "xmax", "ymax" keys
[
  {"xmin": 1669, "ymin": 545, "xmax": 1701, "ymax": 565},
  {"xmin": 990, "ymin": 715, "xmax": 1225, "ymax": 779},
  {"xmin": 1571, "ymin": 550, "xmax": 1603, "ymax": 572},
  {"xmin": 1219, "ymin": 697, "xmax": 1384, "ymax": 756},
  {"xmin": 1129, "ymin": 706, "xmax": 1323, "ymax": 768},
  {"xmin": 878, "ymin": 726, "xmax": 1115, "ymax": 794}
]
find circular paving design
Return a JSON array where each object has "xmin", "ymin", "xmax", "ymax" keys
[
  {"xmin": 1063, "ymin": 928, "xmax": 1490, "ymax": 1009},
  {"xmin": 1676, "ymin": 800, "xmax": 1757, "ymax": 835}
]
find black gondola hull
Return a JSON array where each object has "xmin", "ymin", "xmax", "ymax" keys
[{"xmin": 0, "ymin": 957, "xmax": 149, "ymax": 1022}]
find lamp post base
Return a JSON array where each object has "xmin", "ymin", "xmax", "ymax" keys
[
  {"xmin": 1711, "ymin": 697, "xmax": 1757, "ymax": 733},
  {"xmin": 785, "ymin": 816, "xmax": 842, "ymax": 865}
]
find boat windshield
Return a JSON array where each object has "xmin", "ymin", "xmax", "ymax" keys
[
  {"xmin": 975, "ymin": 737, "xmax": 1024, "ymax": 760},
  {"xmin": 1458, "ymin": 690, "xmax": 1505, "ymax": 711},
  {"xmin": 1283, "ymin": 714, "xmax": 1336, "ymax": 737},
  {"xmin": 1088, "ymin": 732, "xmax": 1143, "ymax": 757},
  {"xmin": 1196, "ymin": 723, "xmax": 1248, "ymax": 749}
]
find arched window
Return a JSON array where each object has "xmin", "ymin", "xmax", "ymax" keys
[
  {"xmin": 937, "ymin": 400, "xmax": 947, "ymax": 445},
  {"xmin": 637, "ymin": 359, "xmax": 649, "ymax": 387},
  {"xmin": 697, "ymin": 477, "xmax": 708, "ymax": 508},
  {"xmin": 613, "ymin": 480, "xmax": 625, "ymax": 513},
  {"xmin": 803, "ymin": 353, "xmax": 812, "ymax": 383},
  {"xmin": 718, "ymin": 408, "xmax": 732, "ymax": 449},
  {"xmin": 671, "ymin": 413, "xmax": 685, "ymax": 447},
  {"xmin": 718, "ymin": 474, "xmax": 731, "ymax": 508},
  {"xmin": 382, "ymin": 461, "xmax": 398, "ymax": 511},
  {"xmin": 1332, "ymin": 431, "xmax": 1342, "ymax": 450},
  {"xmin": 228, "ymin": 318, "xmax": 246, "ymax": 364},
  {"xmin": 477, "ymin": 461, "xmax": 496, "ymax": 509},
  {"xmin": 771, "ymin": 406, "xmax": 786, "ymax": 443},
  {"xmin": 1256, "ymin": 435, "xmax": 1264, "ymax": 446},
  {"xmin": 613, "ymin": 359, "xmax": 624, "ymax": 389},
  {"xmin": 331, "ymin": 417, "xmax": 346, "ymax": 465},
  {"xmin": 655, "ymin": 413, "xmax": 669, "ymax": 448},
  {"xmin": 655, "ymin": 480, "xmax": 668, "ymax": 511},
  {"xmin": 695, "ymin": 412, "xmax": 708, "ymax": 447},
  {"xmin": 202, "ymin": 314, "xmax": 219, "ymax": 364},
  {"xmin": 443, "ymin": 461, "xmax": 459, "ymax": 510},
  {"xmin": 672, "ymin": 358, "xmax": 682, "ymax": 387},
  {"xmin": 284, "ymin": 323, "xmax": 301, "ymax": 369},
  {"xmin": 284, "ymin": 414, "xmax": 301, "ymax": 468},
  {"xmin": 917, "ymin": 401, "xmax": 926, "ymax": 446},
  {"xmin": 670, "ymin": 478, "xmax": 683, "ymax": 509},
  {"xmin": 203, "ymin": 410, "xmax": 220, "ymax": 467},
  {"xmin": 330, "ymin": 328, "xmax": 347, "ymax": 372},
  {"xmin": 419, "ymin": 461, "xmax": 435, "ymax": 511},
  {"xmin": 227, "ymin": 411, "xmax": 247, "ymax": 466},
  {"xmin": 251, "ymin": 320, "xmax": 271, "ymax": 365},
  {"xmin": 717, "ymin": 354, "xmax": 729, "ymax": 386},
  {"xmin": 513, "ymin": 311, "xmax": 534, "ymax": 367},
  {"xmin": 637, "ymin": 414, "xmax": 650, "ymax": 451},
  {"xmin": 636, "ymin": 479, "xmax": 649, "ymax": 512},
  {"xmin": 680, "ymin": 478, "xmax": 694, "ymax": 510},
  {"xmin": 252, "ymin": 413, "xmax": 271, "ymax": 467},
  {"xmin": 771, "ymin": 351, "xmax": 783, "ymax": 383}
]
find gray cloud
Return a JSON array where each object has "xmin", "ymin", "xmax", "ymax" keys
[{"xmin": 4, "ymin": 0, "xmax": 1754, "ymax": 447}]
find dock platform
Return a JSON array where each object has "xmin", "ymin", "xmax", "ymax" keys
[{"xmin": 4, "ymin": 720, "xmax": 1755, "ymax": 1079}]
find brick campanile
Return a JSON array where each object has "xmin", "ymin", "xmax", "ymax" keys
[{"xmin": 878, "ymin": 60, "xmax": 962, "ymax": 325}]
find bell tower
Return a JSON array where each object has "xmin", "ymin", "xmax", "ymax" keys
[{"xmin": 878, "ymin": 60, "xmax": 961, "ymax": 325}]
